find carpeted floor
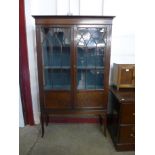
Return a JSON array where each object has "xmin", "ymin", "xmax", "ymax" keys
[{"xmin": 19, "ymin": 124, "xmax": 135, "ymax": 155}]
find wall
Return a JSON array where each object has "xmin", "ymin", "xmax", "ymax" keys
[
  {"xmin": 19, "ymin": 91, "xmax": 24, "ymax": 127},
  {"xmin": 24, "ymin": 0, "xmax": 40, "ymax": 124},
  {"xmin": 24, "ymin": 0, "xmax": 135, "ymax": 124}
]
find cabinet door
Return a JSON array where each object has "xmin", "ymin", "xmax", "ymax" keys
[
  {"xmin": 75, "ymin": 26, "xmax": 108, "ymax": 108},
  {"xmin": 119, "ymin": 65, "xmax": 135, "ymax": 85},
  {"xmin": 41, "ymin": 27, "xmax": 72, "ymax": 90},
  {"xmin": 40, "ymin": 26, "xmax": 73, "ymax": 108}
]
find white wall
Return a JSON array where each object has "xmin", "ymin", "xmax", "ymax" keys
[
  {"xmin": 19, "ymin": 92, "xmax": 24, "ymax": 127},
  {"xmin": 24, "ymin": 0, "xmax": 40, "ymax": 124},
  {"xmin": 24, "ymin": 0, "xmax": 135, "ymax": 124}
]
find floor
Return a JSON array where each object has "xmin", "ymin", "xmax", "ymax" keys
[{"xmin": 19, "ymin": 124, "xmax": 135, "ymax": 155}]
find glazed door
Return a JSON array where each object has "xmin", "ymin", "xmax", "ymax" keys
[
  {"xmin": 74, "ymin": 26, "xmax": 108, "ymax": 108},
  {"xmin": 41, "ymin": 26, "xmax": 73, "ymax": 109},
  {"xmin": 40, "ymin": 25, "xmax": 110, "ymax": 109}
]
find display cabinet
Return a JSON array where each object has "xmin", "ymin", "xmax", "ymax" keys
[{"xmin": 33, "ymin": 16, "xmax": 115, "ymax": 137}]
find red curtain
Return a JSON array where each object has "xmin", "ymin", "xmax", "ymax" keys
[{"xmin": 19, "ymin": 0, "xmax": 34, "ymax": 125}]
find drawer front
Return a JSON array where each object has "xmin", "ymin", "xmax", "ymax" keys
[
  {"xmin": 120, "ymin": 103, "xmax": 135, "ymax": 124},
  {"xmin": 118, "ymin": 125, "xmax": 135, "ymax": 143}
]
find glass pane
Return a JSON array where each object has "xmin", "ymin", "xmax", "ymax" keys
[
  {"xmin": 52, "ymin": 70, "xmax": 62, "ymax": 89},
  {"xmin": 77, "ymin": 47, "xmax": 87, "ymax": 67},
  {"xmin": 42, "ymin": 27, "xmax": 71, "ymax": 67},
  {"xmin": 44, "ymin": 69, "xmax": 52, "ymax": 90},
  {"xmin": 53, "ymin": 69, "xmax": 70, "ymax": 89},
  {"xmin": 62, "ymin": 46, "xmax": 70, "ymax": 66},
  {"xmin": 42, "ymin": 40, "xmax": 51, "ymax": 66},
  {"xmin": 61, "ymin": 69, "xmax": 71, "ymax": 89},
  {"xmin": 87, "ymin": 48, "xmax": 96, "ymax": 68},
  {"xmin": 77, "ymin": 27, "xmax": 106, "ymax": 47},
  {"xmin": 86, "ymin": 70, "xmax": 96, "ymax": 89},
  {"xmin": 53, "ymin": 46, "xmax": 61, "ymax": 66},
  {"xmin": 76, "ymin": 27, "xmax": 106, "ymax": 90},
  {"xmin": 96, "ymin": 70, "xmax": 104, "ymax": 89},
  {"xmin": 77, "ymin": 70, "xmax": 86, "ymax": 89},
  {"xmin": 96, "ymin": 47, "xmax": 104, "ymax": 67},
  {"xmin": 41, "ymin": 27, "xmax": 71, "ymax": 90}
]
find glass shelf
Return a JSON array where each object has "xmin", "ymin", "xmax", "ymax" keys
[
  {"xmin": 44, "ymin": 85, "xmax": 70, "ymax": 90},
  {"xmin": 77, "ymin": 66, "xmax": 104, "ymax": 69},
  {"xmin": 44, "ymin": 66, "xmax": 70, "ymax": 69}
]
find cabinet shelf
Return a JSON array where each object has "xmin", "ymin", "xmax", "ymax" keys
[
  {"xmin": 77, "ymin": 66, "xmax": 104, "ymax": 69},
  {"xmin": 44, "ymin": 66, "xmax": 70, "ymax": 69},
  {"xmin": 44, "ymin": 85, "xmax": 70, "ymax": 90}
]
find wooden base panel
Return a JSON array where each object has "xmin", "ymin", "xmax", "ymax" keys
[{"xmin": 49, "ymin": 116, "xmax": 100, "ymax": 123}]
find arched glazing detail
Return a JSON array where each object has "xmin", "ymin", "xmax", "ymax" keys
[
  {"xmin": 76, "ymin": 27, "xmax": 106, "ymax": 90},
  {"xmin": 41, "ymin": 27, "xmax": 71, "ymax": 90}
]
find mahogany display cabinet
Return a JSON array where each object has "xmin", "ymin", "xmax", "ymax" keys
[{"xmin": 33, "ymin": 16, "xmax": 115, "ymax": 137}]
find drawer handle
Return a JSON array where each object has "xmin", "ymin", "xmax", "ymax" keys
[
  {"xmin": 133, "ymin": 113, "xmax": 135, "ymax": 116},
  {"xmin": 130, "ymin": 133, "xmax": 135, "ymax": 138},
  {"xmin": 120, "ymin": 98, "xmax": 125, "ymax": 101}
]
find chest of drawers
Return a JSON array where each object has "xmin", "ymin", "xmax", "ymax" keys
[{"xmin": 108, "ymin": 87, "xmax": 135, "ymax": 151}]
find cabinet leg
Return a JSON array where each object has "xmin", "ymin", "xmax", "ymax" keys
[
  {"xmin": 40, "ymin": 114, "xmax": 44, "ymax": 138},
  {"xmin": 99, "ymin": 114, "xmax": 107, "ymax": 137},
  {"xmin": 103, "ymin": 115, "xmax": 107, "ymax": 137},
  {"xmin": 45, "ymin": 114, "xmax": 49, "ymax": 126},
  {"xmin": 99, "ymin": 114, "xmax": 102, "ymax": 126}
]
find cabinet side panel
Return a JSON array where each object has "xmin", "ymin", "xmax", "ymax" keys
[{"xmin": 35, "ymin": 26, "xmax": 44, "ymax": 111}]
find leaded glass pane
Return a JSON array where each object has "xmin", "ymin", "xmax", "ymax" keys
[
  {"xmin": 41, "ymin": 27, "xmax": 71, "ymax": 90},
  {"xmin": 96, "ymin": 70, "xmax": 104, "ymax": 89},
  {"xmin": 86, "ymin": 70, "xmax": 96, "ymax": 89},
  {"xmin": 87, "ymin": 48, "xmax": 96, "ymax": 68},
  {"xmin": 76, "ymin": 27, "xmax": 106, "ymax": 90},
  {"xmin": 77, "ymin": 70, "xmax": 86, "ymax": 89},
  {"xmin": 52, "ymin": 69, "xmax": 70, "ymax": 89},
  {"xmin": 77, "ymin": 47, "xmax": 87, "ymax": 67},
  {"xmin": 96, "ymin": 47, "xmax": 104, "ymax": 67}
]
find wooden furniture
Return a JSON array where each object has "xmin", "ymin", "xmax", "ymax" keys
[
  {"xmin": 33, "ymin": 16, "xmax": 115, "ymax": 137},
  {"xmin": 112, "ymin": 63, "xmax": 135, "ymax": 90},
  {"xmin": 108, "ymin": 87, "xmax": 135, "ymax": 151}
]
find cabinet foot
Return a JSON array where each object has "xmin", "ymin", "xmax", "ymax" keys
[
  {"xmin": 45, "ymin": 114, "xmax": 49, "ymax": 126},
  {"xmin": 99, "ymin": 114, "xmax": 107, "ymax": 137},
  {"xmin": 40, "ymin": 115, "xmax": 44, "ymax": 137}
]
